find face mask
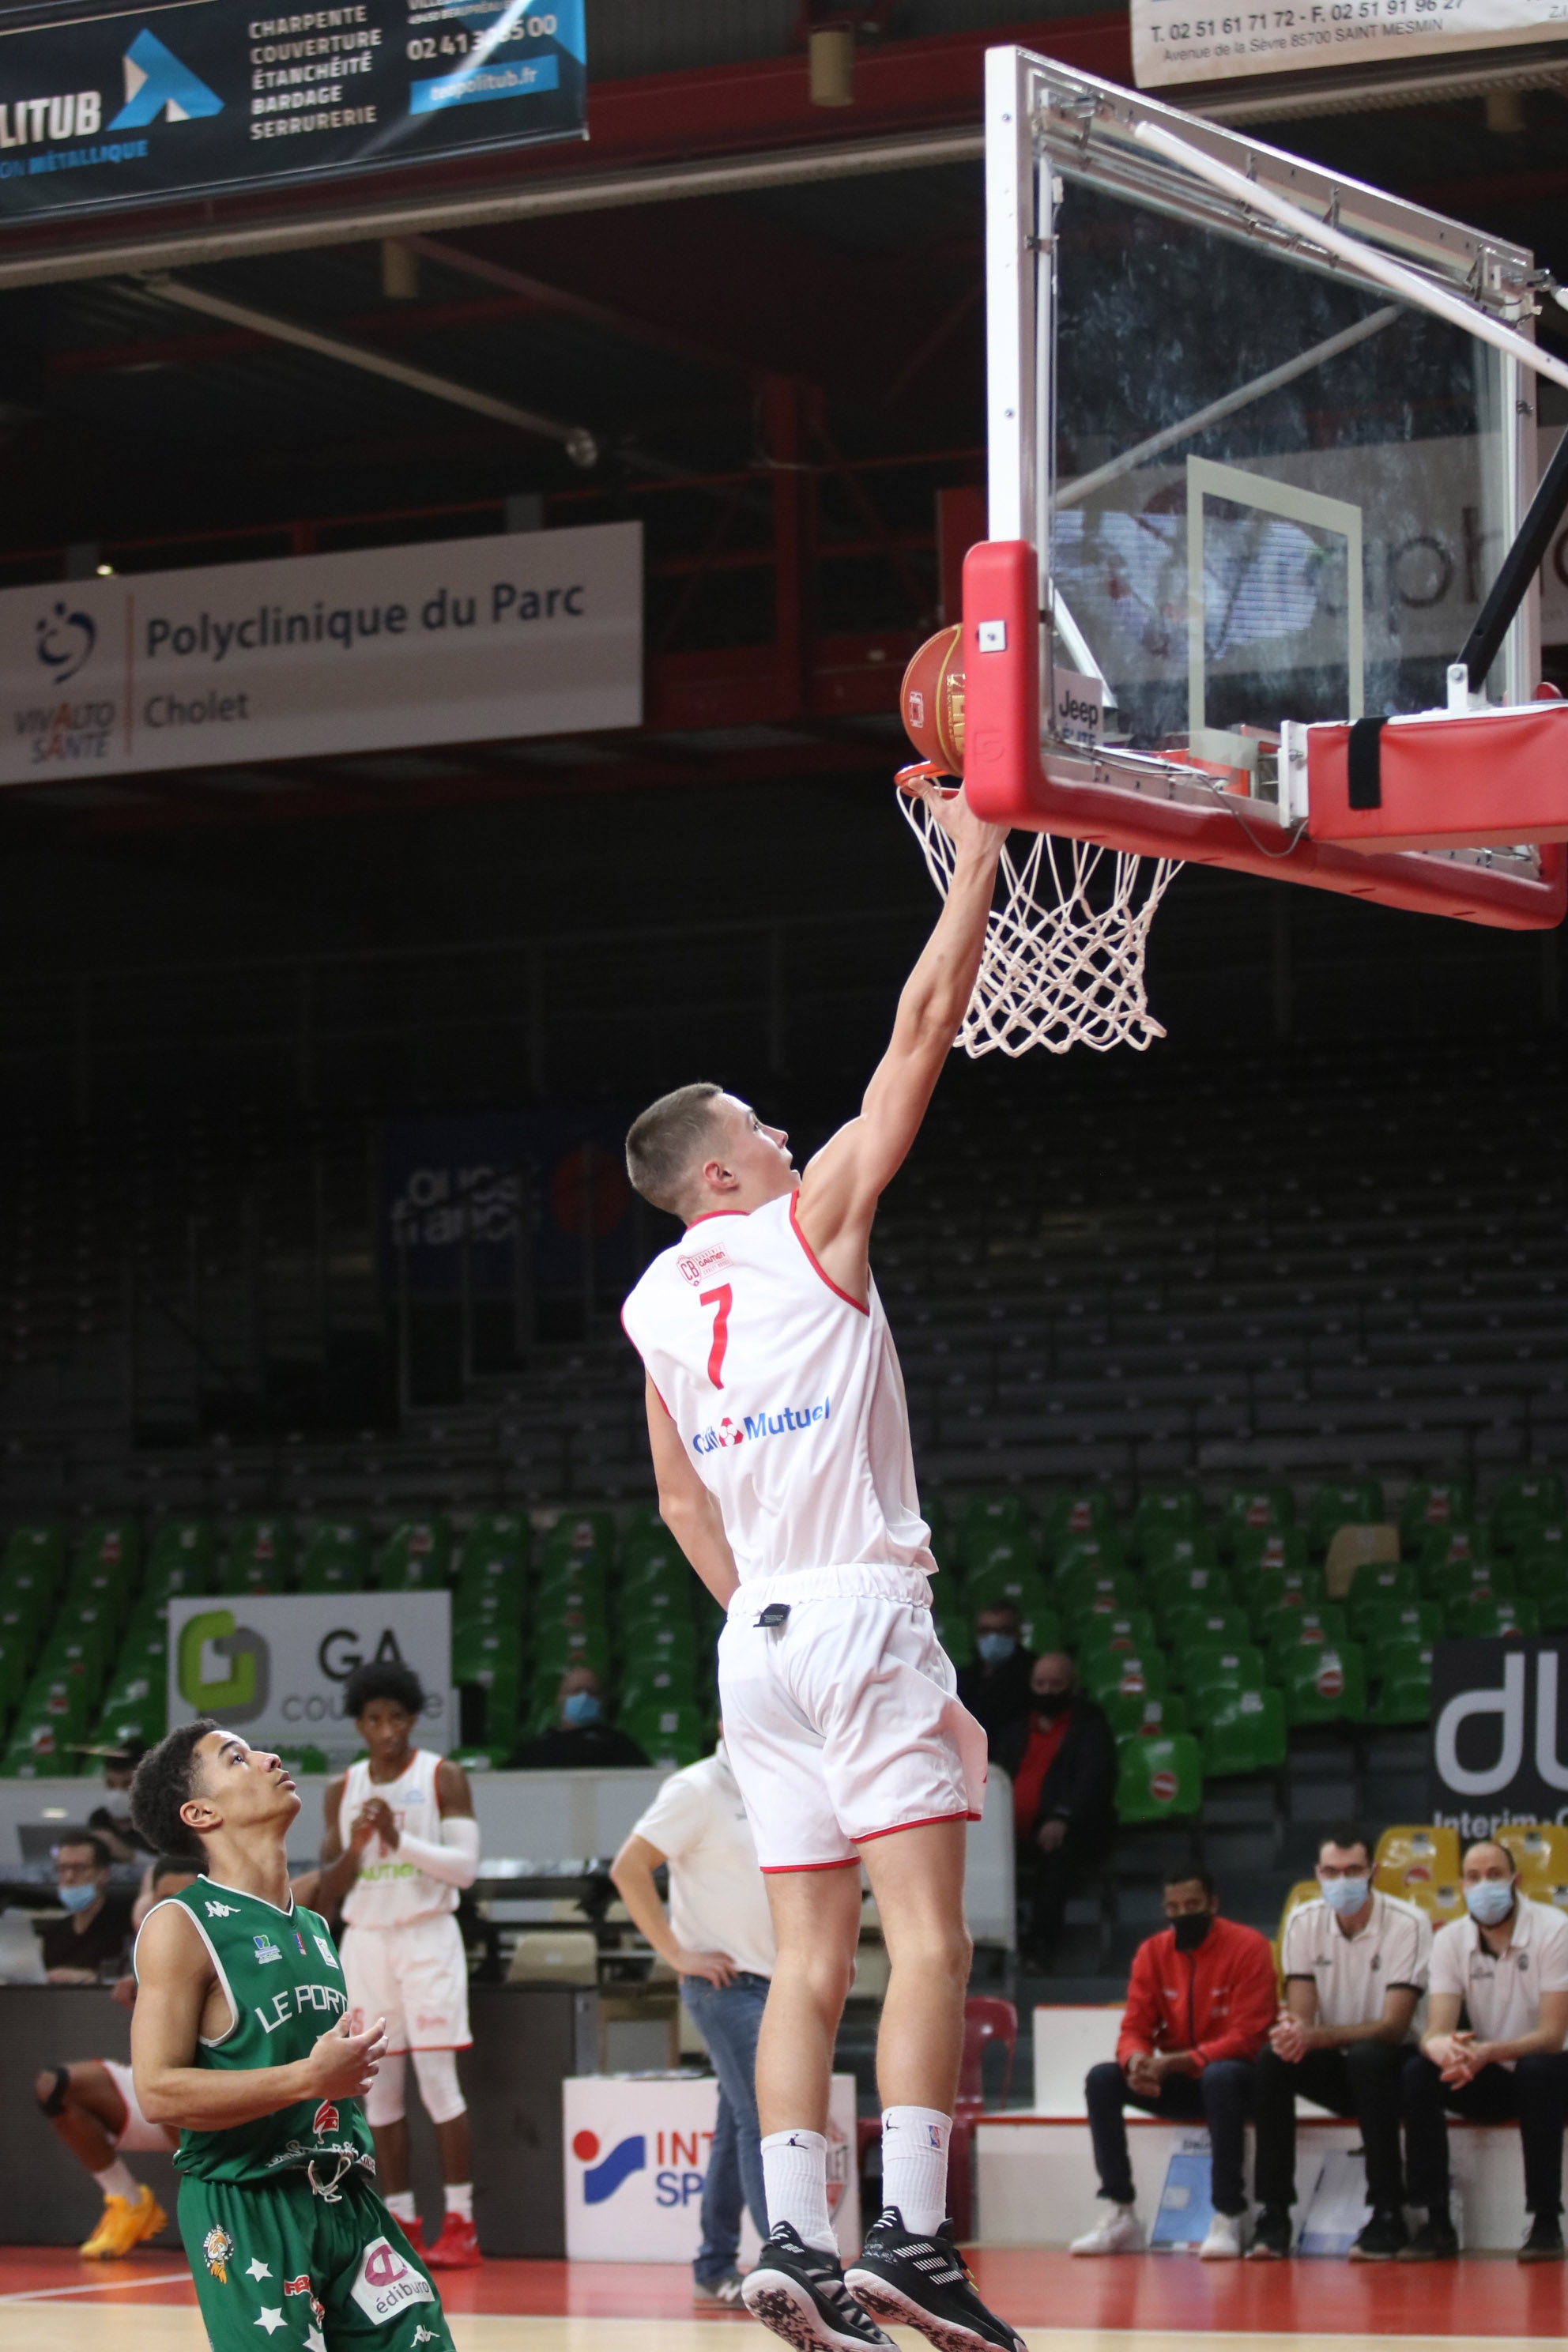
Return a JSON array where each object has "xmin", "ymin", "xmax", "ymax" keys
[
  {"xmin": 1464, "ymin": 1879, "xmax": 1515, "ymax": 1925},
  {"xmin": 1320, "ymin": 1875, "xmax": 1370, "ymax": 1917},
  {"xmin": 1034, "ymin": 1690, "xmax": 1072, "ymax": 1718},
  {"xmin": 1172, "ymin": 1912, "xmax": 1212, "ymax": 1953},
  {"xmin": 56, "ymin": 1881, "xmax": 98, "ymax": 1913},
  {"xmin": 976, "ymin": 1634, "xmax": 1016, "ymax": 1664},
  {"xmin": 562, "ymin": 1691, "xmax": 601, "ymax": 1728}
]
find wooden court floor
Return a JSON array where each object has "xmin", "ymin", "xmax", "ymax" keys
[{"xmin": 2, "ymin": 2246, "xmax": 1565, "ymax": 2352}]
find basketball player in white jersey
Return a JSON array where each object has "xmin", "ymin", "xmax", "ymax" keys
[
  {"xmin": 621, "ymin": 781, "xmax": 1024, "ymax": 2352},
  {"xmin": 317, "ymin": 1661, "xmax": 482, "ymax": 2267}
]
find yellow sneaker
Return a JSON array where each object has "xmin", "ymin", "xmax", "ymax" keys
[{"xmin": 79, "ymin": 2185, "xmax": 168, "ymax": 2259}]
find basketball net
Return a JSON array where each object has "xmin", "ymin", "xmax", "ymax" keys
[{"xmin": 898, "ymin": 774, "xmax": 1178, "ymax": 1057}]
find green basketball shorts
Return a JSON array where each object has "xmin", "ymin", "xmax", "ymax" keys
[{"xmin": 178, "ymin": 2169, "xmax": 451, "ymax": 2351}]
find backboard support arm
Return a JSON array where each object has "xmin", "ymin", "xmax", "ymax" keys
[{"xmin": 1458, "ymin": 428, "xmax": 1568, "ymax": 692}]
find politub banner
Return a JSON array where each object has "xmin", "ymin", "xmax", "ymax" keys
[
  {"xmin": 0, "ymin": 0, "xmax": 586, "ymax": 223},
  {"xmin": 1430, "ymin": 1637, "xmax": 1568, "ymax": 1836},
  {"xmin": 0, "ymin": 521, "xmax": 641, "ymax": 785},
  {"xmin": 1132, "ymin": 0, "xmax": 1568, "ymax": 91},
  {"xmin": 168, "ymin": 1592, "xmax": 454, "ymax": 1763}
]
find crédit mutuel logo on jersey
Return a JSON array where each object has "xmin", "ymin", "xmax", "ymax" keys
[{"xmin": 690, "ymin": 1397, "xmax": 831, "ymax": 1457}]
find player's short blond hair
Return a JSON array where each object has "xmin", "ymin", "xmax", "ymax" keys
[{"xmin": 625, "ymin": 1082, "xmax": 726, "ymax": 1215}]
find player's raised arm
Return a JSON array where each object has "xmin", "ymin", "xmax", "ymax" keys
[{"xmin": 795, "ymin": 782, "xmax": 1006, "ymax": 1295}]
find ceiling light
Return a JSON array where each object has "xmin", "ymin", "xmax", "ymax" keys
[{"xmin": 96, "ymin": 563, "xmax": 115, "ymax": 576}]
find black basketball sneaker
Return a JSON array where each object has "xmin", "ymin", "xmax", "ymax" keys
[
  {"xmin": 741, "ymin": 2222, "xmax": 897, "ymax": 2352},
  {"xmin": 846, "ymin": 2207, "xmax": 1027, "ymax": 2352}
]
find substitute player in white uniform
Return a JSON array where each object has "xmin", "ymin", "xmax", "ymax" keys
[
  {"xmin": 621, "ymin": 778, "xmax": 1023, "ymax": 2352},
  {"xmin": 318, "ymin": 1660, "xmax": 481, "ymax": 2268}
]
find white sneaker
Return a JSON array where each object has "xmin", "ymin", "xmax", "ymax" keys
[
  {"xmin": 1071, "ymin": 2207, "xmax": 1145, "ymax": 2256},
  {"xmin": 1199, "ymin": 2211, "xmax": 1250, "ymax": 2260}
]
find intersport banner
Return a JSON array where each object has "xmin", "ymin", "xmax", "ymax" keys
[
  {"xmin": 0, "ymin": 520, "xmax": 642, "ymax": 783},
  {"xmin": 168, "ymin": 1591, "xmax": 454, "ymax": 1761},
  {"xmin": 0, "ymin": 0, "xmax": 586, "ymax": 221}
]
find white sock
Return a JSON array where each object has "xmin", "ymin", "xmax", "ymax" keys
[
  {"xmin": 881, "ymin": 2106, "xmax": 951, "ymax": 2237},
  {"xmin": 384, "ymin": 2190, "xmax": 416, "ymax": 2224},
  {"xmin": 96, "ymin": 2159, "xmax": 138, "ymax": 2203},
  {"xmin": 761, "ymin": 2129, "xmax": 836, "ymax": 2254},
  {"xmin": 446, "ymin": 2182, "xmax": 473, "ymax": 2225}
]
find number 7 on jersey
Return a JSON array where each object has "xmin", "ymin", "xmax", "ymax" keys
[{"xmin": 699, "ymin": 1285, "xmax": 732, "ymax": 1389}]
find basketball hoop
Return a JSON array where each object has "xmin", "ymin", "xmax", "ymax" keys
[{"xmin": 896, "ymin": 763, "xmax": 1177, "ymax": 1057}]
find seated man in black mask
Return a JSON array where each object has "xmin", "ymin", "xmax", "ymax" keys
[{"xmin": 996, "ymin": 1651, "xmax": 1117, "ymax": 1968}]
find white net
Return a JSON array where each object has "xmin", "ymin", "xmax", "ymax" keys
[{"xmin": 900, "ymin": 786, "xmax": 1179, "ymax": 1057}]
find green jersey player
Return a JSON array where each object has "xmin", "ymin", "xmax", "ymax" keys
[{"xmin": 130, "ymin": 1717, "xmax": 450, "ymax": 2352}]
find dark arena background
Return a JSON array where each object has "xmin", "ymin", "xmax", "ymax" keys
[{"xmin": 0, "ymin": 1, "xmax": 1566, "ymax": 2343}]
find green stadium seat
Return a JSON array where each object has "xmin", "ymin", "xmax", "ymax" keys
[
  {"xmin": 1057, "ymin": 1566, "xmax": 1140, "ymax": 1630},
  {"xmin": 0, "ymin": 1525, "xmax": 66, "ymax": 1596},
  {"xmin": 0, "ymin": 1717, "xmax": 83, "ymax": 1777},
  {"xmin": 1265, "ymin": 1604, "xmax": 1350, "ymax": 1662},
  {"xmin": 1200, "ymin": 1686, "xmax": 1287, "ymax": 1775},
  {"xmin": 967, "ymin": 1550, "xmax": 1050, "ymax": 1611},
  {"xmin": 1054, "ymin": 1528, "xmax": 1127, "ymax": 1581},
  {"xmin": 1077, "ymin": 1610, "xmax": 1159, "ymax": 1662},
  {"xmin": 1115, "ymin": 1733, "xmax": 1202, "ymax": 1822},
  {"xmin": 620, "ymin": 1533, "xmax": 686, "ymax": 1596},
  {"xmin": 1101, "ymin": 1689, "xmax": 1189, "ymax": 1740},
  {"xmin": 1139, "ymin": 1526, "xmax": 1219, "ymax": 1578},
  {"xmin": 1400, "ymin": 1479, "xmax": 1474, "ymax": 1554},
  {"xmin": 621, "ymin": 1700, "xmax": 708, "ymax": 1769},
  {"xmin": 933, "ymin": 1610, "xmax": 973, "ymax": 1669},
  {"xmin": 958, "ymin": 1493, "xmax": 1035, "ymax": 1567},
  {"xmin": 1149, "ymin": 1562, "xmax": 1232, "ymax": 1630},
  {"xmin": 967, "ymin": 1534, "xmax": 1046, "ymax": 1593},
  {"xmin": 452, "ymin": 1626, "xmax": 523, "ymax": 1751},
  {"xmin": 1277, "ymin": 1641, "xmax": 1366, "ymax": 1725},
  {"xmin": 618, "ymin": 1657, "xmax": 699, "ymax": 1717},
  {"xmin": 12, "ymin": 1666, "xmax": 92, "ymax": 1748},
  {"xmin": 533, "ymin": 1615, "xmax": 612, "ymax": 1683},
  {"xmin": 1418, "ymin": 1525, "xmax": 1491, "ymax": 1592},
  {"xmin": 1016, "ymin": 1607, "xmax": 1062, "ymax": 1657},
  {"xmin": 1491, "ymin": 1475, "xmax": 1567, "ymax": 1555},
  {"xmin": 542, "ymin": 1510, "xmax": 616, "ymax": 1570},
  {"xmin": 37, "ymin": 1607, "xmax": 118, "ymax": 1704},
  {"xmin": 95, "ymin": 1656, "xmax": 165, "ymax": 1749},
  {"xmin": 1167, "ymin": 1606, "xmax": 1251, "ymax": 1660},
  {"xmin": 1525, "ymin": 1562, "xmax": 1568, "ymax": 1634},
  {"xmin": 0, "ymin": 1576, "xmax": 52, "ymax": 1663},
  {"xmin": 922, "ymin": 1495, "xmax": 952, "ymax": 1566},
  {"xmin": 298, "ymin": 1521, "xmax": 371, "ymax": 1594},
  {"xmin": 1232, "ymin": 1525, "xmax": 1309, "ymax": 1577},
  {"xmin": 1461, "ymin": 1595, "xmax": 1540, "ymax": 1639},
  {"xmin": 67, "ymin": 1521, "xmax": 141, "ymax": 1630},
  {"xmin": 1366, "ymin": 1638, "xmax": 1434, "ymax": 1726},
  {"xmin": 379, "ymin": 1517, "xmax": 452, "ymax": 1592},
  {"xmin": 147, "ymin": 1521, "xmax": 217, "ymax": 1600},
  {"xmin": 1041, "ymin": 1490, "xmax": 1114, "ymax": 1566},
  {"xmin": 1363, "ymin": 1599, "xmax": 1443, "ymax": 1652},
  {"xmin": 458, "ymin": 1513, "xmax": 530, "ymax": 1575},
  {"xmin": 1129, "ymin": 1486, "xmax": 1205, "ymax": 1564},
  {"xmin": 620, "ymin": 1581, "xmax": 692, "ymax": 1636},
  {"xmin": 1182, "ymin": 1645, "xmax": 1268, "ymax": 1719},
  {"xmin": 1220, "ymin": 1484, "xmax": 1294, "ymax": 1554},
  {"xmin": 453, "ymin": 1585, "xmax": 525, "ymax": 1646},
  {"xmin": 1306, "ymin": 1480, "xmax": 1385, "ymax": 1558},
  {"xmin": 1250, "ymin": 1566, "xmax": 1328, "ymax": 1630},
  {"xmin": 1347, "ymin": 1560, "xmax": 1419, "ymax": 1636},
  {"xmin": 1083, "ymin": 1648, "xmax": 1168, "ymax": 1706}
]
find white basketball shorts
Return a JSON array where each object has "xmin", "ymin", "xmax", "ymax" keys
[
  {"xmin": 718, "ymin": 1562, "xmax": 987, "ymax": 1871},
  {"xmin": 101, "ymin": 2057, "xmax": 175, "ymax": 2153},
  {"xmin": 341, "ymin": 1912, "xmax": 473, "ymax": 2052}
]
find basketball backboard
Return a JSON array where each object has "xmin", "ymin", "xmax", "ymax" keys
[{"xmin": 963, "ymin": 46, "xmax": 1568, "ymax": 929}]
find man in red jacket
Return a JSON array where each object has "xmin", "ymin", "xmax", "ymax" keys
[{"xmin": 1071, "ymin": 1866, "xmax": 1276, "ymax": 2260}]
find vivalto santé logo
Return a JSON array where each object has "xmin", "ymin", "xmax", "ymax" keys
[{"xmin": 691, "ymin": 1396, "xmax": 831, "ymax": 1458}]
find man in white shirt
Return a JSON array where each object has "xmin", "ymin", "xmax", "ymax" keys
[
  {"xmin": 612, "ymin": 1736, "xmax": 776, "ymax": 2307},
  {"xmin": 1399, "ymin": 1837, "xmax": 1568, "ymax": 2263},
  {"xmin": 1250, "ymin": 1826, "xmax": 1430, "ymax": 2262}
]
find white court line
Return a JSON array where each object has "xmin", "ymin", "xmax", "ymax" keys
[{"xmin": 0, "ymin": 2271, "xmax": 192, "ymax": 2305}]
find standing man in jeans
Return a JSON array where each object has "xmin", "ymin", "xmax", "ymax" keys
[
  {"xmin": 1072, "ymin": 1866, "xmax": 1276, "ymax": 2260},
  {"xmin": 1400, "ymin": 1838, "xmax": 1568, "ymax": 2262},
  {"xmin": 1250, "ymin": 1826, "xmax": 1430, "ymax": 2262},
  {"xmin": 612, "ymin": 1733, "xmax": 773, "ymax": 2305}
]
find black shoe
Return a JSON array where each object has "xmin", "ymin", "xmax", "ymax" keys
[
  {"xmin": 1520, "ymin": 2214, "xmax": 1565, "ymax": 2263},
  {"xmin": 1246, "ymin": 2208, "xmax": 1292, "ymax": 2260},
  {"xmin": 1348, "ymin": 2210, "xmax": 1408, "ymax": 2262},
  {"xmin": 1397, "ymin": 2214, "xmax": 1459, "ymax": 2263},
  {"xmin": 846, "ymin": 2208, "xmax": 1026, "ymax": 2352},
  {"xmin": 742, "ymin": 2225, "xmax": 896, "ymax": 2352}
]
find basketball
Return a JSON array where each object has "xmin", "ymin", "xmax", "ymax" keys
[{"xmin": 899, "ymin": 625, "xmax": 966, "ymax": 775}]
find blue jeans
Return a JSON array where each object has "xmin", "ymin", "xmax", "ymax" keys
[{"xmin": 680, "ymin": 1970, "xmax": 771, "ymax": 2283}]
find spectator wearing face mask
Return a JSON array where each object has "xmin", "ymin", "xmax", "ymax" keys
[
  {"xmin": 1251, "ymin": 1826, "xmax": 1430, "ymax": 2262},
  {"xmin": 955, "ymin": 1604, "xmax": 1035, "ymax": 1751},
  {"xmin": 513, "ymin": 1666, "xmax": 652, "ymax": 1769},
  {"xmin": 36, "ymin": 1832, "xmax": 134, "ymax": 1984},
  {"xmin": 994, "ymin": 1652, "xmax": 1118, "ymax": 1968},
  {"xmin": 1399, "ymin": 1838, "xmax": 1568, "ymax": 2263},
  {"xmin": 1071, "ymin": 1867, "xmax": 1276, "ymax": 2260}
]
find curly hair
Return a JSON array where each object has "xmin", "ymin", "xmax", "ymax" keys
[
  {"xmin": 130, "ymin": 1719, "xmax": 218, "ymax": 1862},
  {"xmin": 342, "ymin": 1659, "xmax": 426, "ymax": 1721}
]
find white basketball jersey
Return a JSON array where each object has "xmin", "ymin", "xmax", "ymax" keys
[
  {"xmin": 620, "ymin": 1191, "xmax": 933, "ymax": 1585},
  {"xmin": 338, "ymin": 1747, "xmax": 457, "ymax": 1927}
]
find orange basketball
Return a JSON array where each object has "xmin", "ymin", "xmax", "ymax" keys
[{"xmin": 899, "ymin": 625, "xmax": 965, "ymax": 776}]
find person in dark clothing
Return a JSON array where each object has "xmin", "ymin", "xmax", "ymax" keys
[
  {"xmin": 36, "ymin": 1832, "xmax": 133, "ymax": 1982},
  {"xmin": 994, "ymin": 1651, "xmax": 1118, "ymax": 1968},
  {"xmin": 954, "ymin": 1604, "xmax": 1035, "ymax": 1752},
  {"xmin": 514, "ymin": 1667, "xmax": 652, "ymax": 1770}
]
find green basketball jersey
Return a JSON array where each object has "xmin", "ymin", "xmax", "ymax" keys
[{"xmin": 145, "ymin": 1875, "xmax": 375, "ymax": 2187}]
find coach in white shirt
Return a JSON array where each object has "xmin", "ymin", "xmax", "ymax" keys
[
  {"xmin": 1400, "ymin": 1838, "xmax": 1568, "ymax": 2263},
  {"xmin": 612, "ymin": 1736, "xmax": 775, "ymax": 2305},
  {"xmin": 1250, "ymin": 1826, "xmax": 1430, "ymax": 2261}
]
